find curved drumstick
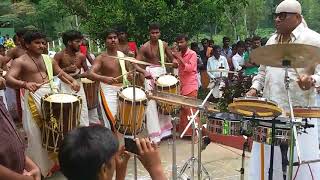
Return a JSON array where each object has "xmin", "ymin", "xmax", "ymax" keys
[{"xmin": 114, "ymin": 70, "xmax": 135, "ymax": 80}]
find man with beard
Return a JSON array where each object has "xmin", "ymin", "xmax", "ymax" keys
[
  {"xmin": 6, "ymin": 30, "xmax": 80, "ymax": 177},
  {"xmin": 54, "ymin": 30, "xmax": 90, "ymax": 126},
  {"xmin": 134, "ymin": 23, "xmax": 177, "ymax": 143}
]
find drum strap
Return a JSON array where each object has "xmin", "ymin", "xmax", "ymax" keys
[
  {"xmin": 99, "ymin": 89, "xmax": 116, "ymax": 132},
  {"xmin": 28, "ymin": 94, "xmax": 43, "ymax": 128},
  {"xmin": 117, "ymin": 51, "xmax": 130, "ymax": 86},
  {"xmin": 158, "ymin": 40, "xmax": 165, "ymax": 68},
  {"xmin": 42, "ymin": 54, "xmax": 54, "ymax": 91}
]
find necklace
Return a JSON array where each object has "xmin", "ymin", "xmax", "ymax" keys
[{"xmin": 28, "ymin": 53, "xmax": 48, "ymax": 81}]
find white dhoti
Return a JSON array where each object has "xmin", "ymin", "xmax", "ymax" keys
[
  {"xmin": 99, "ymin": 83, "xmax": 120, "ymax": 129},
  {"xmin": 59, "ymin": 80, "xmax": 89, "ymax": 126},
  {"xmin": 248, "ymin": 119, "xmax": 320, "ymax": 180},
  {"xmin": 145, "ymin": 66, "xmax": 172, "ymax": 143},
  {"xmin": 22, "ymin": 84, "xmax": 53, "ymax": 176},
  {"xmin": 0, "ymin": 89, "xmax": 7, "ymax": 109}
]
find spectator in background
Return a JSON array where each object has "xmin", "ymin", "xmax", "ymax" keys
[
  {"xmin": 227, "ymin": 44, "xmax": 237, "ymax": 71},
  {"xmin": 206, "ymin": 39, "xmax": 214, "ymax": 58},
  {"xmin": 207, "ymin": 45, "xmax": 229, "ymax": 98},
  {"xmin": 244, "ymin": 36, "xmax": 261, "ymax": 76},
  {"xmin": 82, "ymin": 39, "xmax": 95, "ymax": 67},
  {"xmin": 199, "ymin": 38, "xmax": 209, "ymax": 68},
  {"xmin": 221, "ymin": 36, "xmax": 232, "ymax": 59},
  {"xmin": 80, "ymin": 39, "xmax": 94, "ymax": 65},
  {"xmin": 190, "ymin": 42, "xmax": 203, "ymax": 88},
  {"xmin": 244, "ymin": 37, "xmax": 252, "ymax": 52},
  {"xmin": 0, "ymin": 45, "xmax": 5, "ymax": 56},
  {"xmin": 232, "ymin": 40, "xmax": 246, "ymax": 71},
  {"xmin": 0, "ymin": 33, "xmax": 4, "ymax": 45},
  {"xmin": 13, "ymin": 35, "xmax": 20, "ymax": 47}
]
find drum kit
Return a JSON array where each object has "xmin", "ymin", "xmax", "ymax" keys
[{"xmin": 36, "ymin": 43, "xmax": 320, "ymax": 180}]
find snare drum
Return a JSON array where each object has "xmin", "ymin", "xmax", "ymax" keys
[
  {"xmin": 251, "ymin": 118, "xmax": 291, "ymax": 146},
  {"xmin": 292, "ymin": 106, "xmax": 320, "ymax": 118},
  {"xmin": 41, "ymin": 93, "xmax": 82, "ymax": 152},
  {"xmin": 207, "ymin": 112, "xmax": 243, "ymax": 136},
  {"xmin": 117, "ymin": 86, "xmax": 147, "ymax": 135},
  {"xmin": 81, "ymin": 78, "xmax": 99, "ymax": 109},
  {"xmin": 155, "ymin": 74, "xmax": 180, "ymax": 114},
  {"xmin": 229, "ymin": 97, "xmax": 282, "ymax": 117}
]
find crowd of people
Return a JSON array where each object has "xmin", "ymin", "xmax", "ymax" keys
[{"xmin": 0, "ymin": 0, "xmax": 320, "ymax": 179}]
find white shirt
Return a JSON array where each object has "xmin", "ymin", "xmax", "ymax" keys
[
  {"xmin": 251, "ymin": 23, "xmax": 320, "ymax": 111},
  {"xmin": 232, "ymin": 53, "xmax": 244, "ymax": 71},
  {"xmin": 206, "ymin": 55, "xmax": 229, "ymax": 79}
]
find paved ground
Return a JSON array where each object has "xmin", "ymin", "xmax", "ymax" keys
[{"xmin": 46, "ymin": 138, "xmax": 250, "ymax": 180}]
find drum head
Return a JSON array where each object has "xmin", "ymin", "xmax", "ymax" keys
[
  {"xmin": 233, "ymin": 97, "xmax": 278, "ymax": 106},
  {"xmin": 208, "ymin": 112, "xmax": 242, "ymax": 121},
  {"xmin": 45, "ymin": 94, "xmax": 79, "ymax": 103},
  {"xmin": 157, "ymin": 74, "xmax": 178, "ymax": 87},
  {"xmin": 121, "ymin": 87, "xmax": 146, "ymax": 101}
]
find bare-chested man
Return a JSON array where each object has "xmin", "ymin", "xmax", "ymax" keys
[
  {"xmin": 135, "ymin": 23, "xmax": 177, "ymax": 143},
  {"xmin": 54, "ymin": 30, "xmax": 90, "ymax": 126},
  {"xmin": 6, "ymin": 30, "xmax": 80, "ymax": 177},
  {"xmin": 88, "ymin": 29, "xmax": 131, "ymax": 129},
  {"xmin": 3, "ymin": 28, "xmax": 29, "ymax": 121}
]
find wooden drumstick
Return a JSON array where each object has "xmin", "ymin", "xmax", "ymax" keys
[
  {"xmin": 115, "ymin": 70, "xmax": 134, "ymax": 80},
  {"xmin": 39, "ymin": 78, "xmax": 54, "ymax": 86},
  {"xmin": 294, "ymin": 68, "xmax": 301, "ymax": 78}
]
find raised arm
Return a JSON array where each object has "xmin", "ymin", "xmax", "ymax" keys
[
  {"xmin": 134, "ymin": 46, "xmax": 152, "ymax": 79},
  {"xmin": 164, "ymin": 42, "xmax": 175, "ymax": 63}
]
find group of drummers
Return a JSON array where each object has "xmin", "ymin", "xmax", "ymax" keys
[{"xmin": 1, "ymin": 0, "xmax": 320, "ymax": 179}]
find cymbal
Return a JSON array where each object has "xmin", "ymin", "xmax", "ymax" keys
[
  {"xmin": 109, "ymin": 56, "xmax": 153, "ymax": 66},
  {"xmin": 208, "ymin": 69, "xmax": 238, "ymax": 74},
  {"xmin": 250, "ymin": 44, "xmax": 320, "ymax": 68}
]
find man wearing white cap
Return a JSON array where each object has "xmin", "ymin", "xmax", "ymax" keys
[{"xmin": 247, "ymin": 0, "xmax": 320, "ymax": 179}]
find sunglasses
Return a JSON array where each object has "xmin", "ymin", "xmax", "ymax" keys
[{"xmin": 273, "ymin": 12, "xmax": 297, "ymax": 20}]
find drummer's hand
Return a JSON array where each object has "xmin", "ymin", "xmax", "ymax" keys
[
  {"xmin": 144, "ymin": 71, "xmax": 153, "ymax": 79},
  {"xmin": 105, "ymin": 77, "xmax": 118, "ymax": 84},
  {"xmin": 25, "ymin": 82, "xmax": 41, "ymax": 93},
  {"xmin": 71, "ymin": 80, "xmax": 80, "ymax": 92},
  {"xmin": 297, "ymin": 74, "xmax": 315, "ymax": 91},
  {"xmin": 172, "ymin": 59, "xmax": 179, "ymax": 68},
  {"xmin": 79, "ymin": 72, "xmax": 89, "ymax": 78},
  {"xmin": 246, "ymin": 88, "xmax": 257, "ymax": 97}
]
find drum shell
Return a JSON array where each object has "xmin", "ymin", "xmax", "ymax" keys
[
  {"xmin": 82, "ymin": 80, "xmax": 99, "ymax": 109},
  {"xmin": 206, "ymin": 118, "xmax": 242, "ymax": 136},
  {"xmin": 253, "ymin": 126, "xmax": 290, "ymax": 146},
  {"xmin": 155, "ymin": 74, "xmax": 180, "ymax": 115},
  {"xmin": 41, "ymin": 93, "xmax": 82, "ymax": 152},
  {"xmin": 116, "ymin": 86, "xmax": 147, "ymax": 135}
]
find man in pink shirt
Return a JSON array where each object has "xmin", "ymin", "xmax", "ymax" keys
[{"xmin": 173, "ymin": 34, "xmax": 198, "ymax": 136}]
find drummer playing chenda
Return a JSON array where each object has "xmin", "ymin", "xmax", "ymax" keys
[
  {"xmin": 5, "ymin": 30, "xmax": 80, "ymax": 177},
  {"xmin": 134, "ymin": 22, "xmax": 178, "ymax": 143},
  {"xmin": 246, "ymin": 0, "xmax": 320, "ymax": 179},
  {"xmin": 54, "ymin": 30, "xmax": 90, "ymax": 127},
  {"xmin": 87, "ymin": 28, "xmax": 132, "ymax": 129}
]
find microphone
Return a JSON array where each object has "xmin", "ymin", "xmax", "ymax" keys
[{"xmin": 201, "ymin": 136, "xmax": 211, "ymax": 151}]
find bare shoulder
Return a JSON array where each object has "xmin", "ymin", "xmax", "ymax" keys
[
  {"xmin": 53, "ymin": 51, "xmax": 64, "ymax": 60},
  {"xmin": 162, "ymin": 41, "xmax": 169, "ymax": 47},
  {"xmin": 76, "ymin": 52, "xmax": 86, "ymax": 61},
  {"xmin": 13, "ymin": 54, "xmax": 27, "ymax": 65}
]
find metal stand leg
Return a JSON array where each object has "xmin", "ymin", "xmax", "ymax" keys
[
  {"xmin": 268, "ymin": 119, "xmax": 276, "ymax": 180},
  {"xmin": 177, "ymin": 113, "xmax": 211, "ymax": 179},
  {"xmin": 240, "ymin": 136, "xmax": 248, "ymax": 180},
  {"xmin": 172, "ymin": 116, "xmax": 178, "ymax": 180},
  {"xmin": 280, "ymin": 142, "xmax": 289, "ymax": 180}
]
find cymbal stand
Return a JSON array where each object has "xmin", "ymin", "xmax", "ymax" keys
[
  {"xmin": 171, "ymin": 113, "xmax": 178, "ymax": 180},
  {"xmin": 282, "ymin": 60, "xmax": 302, "ymax": 180},
  {"xmin": 132, "ymin": 66, "xmax": 138, "ymax": 180},
  {"xmin": 240, "ymin": 136, "xmax": 249, "ymax": 180},
  {"xmin": 180, "ymin": 88, "xmax": 214, "ymax": 179},
  {"xmin": 268, "ymin": 118, "xmax": 276, "ymax": 180},
  {"xmin": 178, "ymin": 113, "xmax": 210, "ymax": 180}
]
